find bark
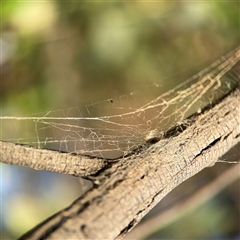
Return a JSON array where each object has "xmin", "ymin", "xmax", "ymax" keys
[
  {"xmin": 0, "ymin": 141, "xmax": 108, "ymax": 177},
  {"xmin": 15, "ymin": 86, "xmax": 240, "ymax": 239},
  {"xmin": 127, "ymin": 163, "xmax": 240, "ymax": 239}
]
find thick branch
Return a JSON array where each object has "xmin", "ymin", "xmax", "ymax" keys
[
  {"xmin": 127, "ymin": 163, "xmax": 240, "ymax": 239},
  {"xmin": 18, "ymin": 87, "xmax": 240, "ymax": 239}
]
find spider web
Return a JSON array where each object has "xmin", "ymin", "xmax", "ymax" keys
[{"xmin": 1, "ymin": 47, "xmax": 240, "ymax": 159}]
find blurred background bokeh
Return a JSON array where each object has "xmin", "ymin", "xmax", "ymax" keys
[{"xmin": 1, "ymin": 1, "xmax": 239, "ymax": 239}]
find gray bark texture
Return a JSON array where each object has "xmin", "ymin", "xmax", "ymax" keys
[{"xmin": 7, "ymin": 86, "xmax": 238, "ymax": 239}]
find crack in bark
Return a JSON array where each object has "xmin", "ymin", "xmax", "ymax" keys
[{"xmin": 193, "ymin": 137, "xmax": 221, "ymax": 160}]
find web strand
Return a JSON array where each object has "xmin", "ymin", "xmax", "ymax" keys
[{"xmin": 1, "ymin": 47, "xmax": 240, "ymax": 158}]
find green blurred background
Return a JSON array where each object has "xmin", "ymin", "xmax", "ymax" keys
[{"xmin": 1, "ymin": 1, "xmax": 239, "ymax": 239}]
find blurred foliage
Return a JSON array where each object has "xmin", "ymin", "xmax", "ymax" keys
[
  {"xmin": 2, "ymin": 1, "xmax": 239, "ymax": 113},
  {"xmin": 1, "ymin": 1, "xmax": 239, "ymax": 239}
]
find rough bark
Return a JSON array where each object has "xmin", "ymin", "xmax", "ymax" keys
[
  {"xmin": 0, "ymin": 141, "xmax": 108, "ymax": 176},
  {"xmin": 15, "ymin": 86, "xmax": 240, "ymax": 239},
  {"xmin": 127, "ymin": 163, "xmax": 240, "ymax": 239}
]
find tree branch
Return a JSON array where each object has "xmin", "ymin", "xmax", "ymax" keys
[
  {"xmin": 126, "ymin": 162, "xmax": 240, "ymax": 239},
  {"xmin": 18, "ymin": 86, "xmax": 240, "ymax": 239},
  {"xmin": 0, "ymin": 141, "xmax": 108, "ymax": 176}
]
